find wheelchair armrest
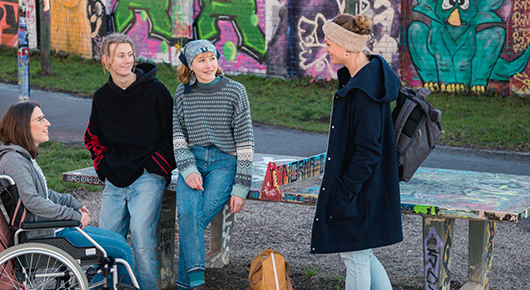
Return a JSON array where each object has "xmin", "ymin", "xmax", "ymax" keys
[{"xmin": 21, "ymin": 220, "xmax": 81, "ymax": 229}]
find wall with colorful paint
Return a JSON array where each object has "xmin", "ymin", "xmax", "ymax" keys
[
  {"xmin": 1, "ymin": 0, "xmax": 529, "ymax": 95},
  {"xmin": 402, "ymin": 0, "xmax": 530, "ymax": 95}
]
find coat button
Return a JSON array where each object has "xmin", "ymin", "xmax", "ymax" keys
[
  {"xmin": 331, "ymin": 126, "xmax": 335, "ymax": 129},
  {"xmin": 312, "ymin": 248, "xmax": 315, "ymax": 251},
  {"xmin": 327, "ymin": 157, "xmax": 331, "ymax": 161},
  {"xmin": 322, "ymin": 188, "xmax": 325, "ymax": 191},
  {"xmin": 329, "ymin": 216, "xmax": 333, "ymax": 219},
  {"xmin": 315, "ymin": 218, "xmax": 319, "ymax": 221}
]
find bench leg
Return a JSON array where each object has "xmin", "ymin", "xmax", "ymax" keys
[
  {"xmin": 460, "ymin": 221, "xmax": 496, "ymax": 290},
  {"xmin": 422, "ymin": 217, "xmax": 455, "ymax": 290},
  {"xmin": 205, "ymin": 203, "xmax": 234, "ymax": 268},
  {"xmin": 156, "ymin": 189, "xmax": 177, "ymax": 289}
]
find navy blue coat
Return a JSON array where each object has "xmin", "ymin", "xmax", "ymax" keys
[{"xmin": 310, "ymin": 55, "xmax": 403, "ymax": 254}]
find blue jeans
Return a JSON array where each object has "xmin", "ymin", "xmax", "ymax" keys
[
  {"xmin": 176, "ymin": 146, "xmax": 236, "ymax": 288},
  {"xmin": 56, "ymin": 226, "xmax": 134, "ymax": 284},
  {"xmin": 100, "ymin": 170, "xmax": 167, "ymax": 290},
  {"xmin": 339, "ymin": 249, "xmax": 392, "ymax": 290}
]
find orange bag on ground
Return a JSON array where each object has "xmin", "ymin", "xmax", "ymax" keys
[{"xmin": 248, "ymin": 249, "xmax": 293, "ymax": 290}]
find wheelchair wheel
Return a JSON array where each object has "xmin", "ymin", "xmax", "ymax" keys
[{"xmin": 0, "ymin": 242, "xmax": 89, "ymax": 289}]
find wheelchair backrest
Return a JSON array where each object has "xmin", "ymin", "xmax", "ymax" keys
[
  {"xmin": 0, "ymin": 176, "xmax": 17, "ymax": 288},
  {"xmin": 0, "ymin": 175, "xmax": 26, "ymax": 231}
]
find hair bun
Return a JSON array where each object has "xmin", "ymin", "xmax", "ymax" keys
[{"xmin": 355, "ymin": 15, "xmax": 373, "ymax": 34}]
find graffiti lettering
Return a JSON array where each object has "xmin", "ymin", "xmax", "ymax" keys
[
  {"xmin": 220, "ymin": 205, "xmax": 233, "ymax": 265},
  {"xmin": 512, "ymin": 7, "xmax": 530, "ymax": 53},
  {"xmin": 297, "ymin": 14, "xmax": 333, "ymax": 79},
  {"xmin": 441, "ymin": 222, "xmax": 453, "ymax": 288},
  {"xmin": 424, "ymin": 227, "xmax": 443, "ymax": 290},
  {"xmin": 514, "ymin": 72, "xmax": 530, "ymax": 94}
]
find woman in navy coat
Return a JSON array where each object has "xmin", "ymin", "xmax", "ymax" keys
[{"xmin": 310, "ymin": 13, "xmax": 403, "ymax": 289}]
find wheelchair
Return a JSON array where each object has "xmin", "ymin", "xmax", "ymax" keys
[{"xmin": 0, "ymin": 174, "xmax": 140, "ymax": 290}]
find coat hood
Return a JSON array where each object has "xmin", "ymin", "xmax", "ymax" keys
[
  {"xmin": 0, "ymin": 144, "xmax": 32, "ymax": 161},
  {"xmin": 107, "ymin": 62, "xmax": 159, "ymax": 93},
  {"xmin": 336, "ymin": 55, "xmax": 399, "ymax": 103}
]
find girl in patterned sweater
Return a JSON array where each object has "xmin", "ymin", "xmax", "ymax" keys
[{"xmin": 173, "ymin": 40, "xmax": 254, "ymax": 290}]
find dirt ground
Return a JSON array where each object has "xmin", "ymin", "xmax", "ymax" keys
[{"xmin": 75, "ymin": 191, "xmax": 530, "ymax": 290}]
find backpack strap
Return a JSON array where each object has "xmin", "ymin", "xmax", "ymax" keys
[
  {"xmin": 249, "ymin": 261, "xmax": 263, "ymax": 286},
  {"xmin": 285, "ymin": 262, "xmax": 293, "ymax": 290},
  {"xmin": 394, "ymin": 95, "xmax": 418, "ymax": 142}
]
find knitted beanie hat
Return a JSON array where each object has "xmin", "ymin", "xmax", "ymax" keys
[{"xmin": 178, "ymin": 39, "xmax": 221, "ymax": 67}]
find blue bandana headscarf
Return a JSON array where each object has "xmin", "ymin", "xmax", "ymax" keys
[{"xmin": 178, "ymin": 39, "xmax": 220, "ymax": 67}]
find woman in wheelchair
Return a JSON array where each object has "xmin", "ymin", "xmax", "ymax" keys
[{"xmin": 0, "ymin": 102, "xmax": 138, "ymax": 289}]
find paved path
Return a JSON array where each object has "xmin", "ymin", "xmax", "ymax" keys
[{"xmin": 1, "ymin": 82, "xmax": 530, "ymax": 176}]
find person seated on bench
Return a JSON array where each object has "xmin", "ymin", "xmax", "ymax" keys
[{"xmin": 0, "ymin": 102, "xmax": 135, "ymax": 286}]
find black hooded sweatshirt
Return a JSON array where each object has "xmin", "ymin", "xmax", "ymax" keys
[{"xmin": 85, "ymin": 63, "xmax": 176, "ymax": 187}]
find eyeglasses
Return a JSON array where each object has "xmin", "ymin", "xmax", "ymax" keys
[{"xmin": 31, "ymin": 116, "xmax": 48, "ymax": 124}]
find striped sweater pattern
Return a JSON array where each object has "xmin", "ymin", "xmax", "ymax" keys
[{"xmin": 172, "ymin": 77, "xmax": 254, "ymax": 199}]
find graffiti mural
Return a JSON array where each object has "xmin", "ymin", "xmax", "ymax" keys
[
  {"xmin": 291, "ymin": 0, "xmax": 401, "ymax": 80},
  {"xmin": 511, "ymin": 0, "xmax": 530, "ymax": 94},
  {"xmin": 0, "ymin": 0, "xmax": 18, "ymax": 47},
  {"xmin": 51, "ymin": 0, "xmax": 93, "ymax": 58},
  {"xmin": 8, "ymin": 0, "xmax": 528, "ymax": 95},
  {"xmin": 405, "ymin": 0, "xmax": 530, "ymax": 94},
  {"xmin": 113, "ymin": 0, "xmax": 172, "ymax": 40},
  {"xmin": 87, "ymin": 0, "xmax": 106, "ymax": 57},
  {"xmin": 192, "ymin": 0, "xmax": 267, "ymax": 75}
]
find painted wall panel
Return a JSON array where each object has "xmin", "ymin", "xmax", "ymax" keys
[
  {"xmin": 0, "ymin": 0, "xmax": 19, "ymax": 47},
  {"xmin": 7, "ymin": 0, "xmax": 530, "ymax": 96},
  {"xmin": 402, "ymin": 0, "xmax": 530, "ymax": 94}
]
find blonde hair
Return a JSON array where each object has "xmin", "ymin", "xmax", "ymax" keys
[
  {"xmin": 332, "ymin": 14, "xmax": 373, "ymax": 36},
  {"xmin": 101, "ymin": 33, "xmax": 136, "ymax": 73}
]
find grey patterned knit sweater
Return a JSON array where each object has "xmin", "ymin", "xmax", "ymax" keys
[{"xmin": 173, "ymin": 76, "xmax": 254, "ymax": 199}]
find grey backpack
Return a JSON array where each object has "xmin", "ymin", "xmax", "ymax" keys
[{"xmin": 392, "ymin": 87, "xmax": 442, "ymax": 182}]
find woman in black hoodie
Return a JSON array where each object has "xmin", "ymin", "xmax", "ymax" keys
[
  {"xmin": 84, "ymin": 33, "xmax": 176, "ymax": 290},
  {"xmin": 310, "ymin": 14, "xmax": 403, "ymax": 289}
]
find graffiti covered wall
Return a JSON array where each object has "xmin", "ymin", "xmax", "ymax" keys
[
  {"xmin": 8, "ymin": 0, "xmax": 530, "ymax": 95},
  {"xmin": 402, "ymin": 0, "xmax": 530, "ymax": 95}
]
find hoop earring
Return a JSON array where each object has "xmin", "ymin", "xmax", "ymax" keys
[{"xmin": 344, "ymin": 52, "xmax": 350, "ymax": 58}]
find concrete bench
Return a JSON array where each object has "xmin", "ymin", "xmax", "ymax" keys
[{"xmin": 64, "ymin": 153, "xmax": 530, "ymax": 290}]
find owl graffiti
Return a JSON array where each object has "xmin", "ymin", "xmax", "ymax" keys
[{"xmin": 407, "ymin": 0, "xmax": 530, "ymax": 93}]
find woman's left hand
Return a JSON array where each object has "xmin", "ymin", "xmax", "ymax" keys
[
  {"xmin": 79, "ymin": 206, "xmax": 90, "ymax": 215},
  {"xmin": 229, "ymin": 196, "xmax": 245, "ymax": 214}
]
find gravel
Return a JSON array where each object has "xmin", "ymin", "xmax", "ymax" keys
[{"xmin": 73, "ymin": 191, "xmax": 530, "ymax": 290}]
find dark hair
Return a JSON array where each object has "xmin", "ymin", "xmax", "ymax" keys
[
  {"xmin": 331, "ymin": 13, "xmax": 373, "ymax": 35},
  {"xmin": 0, "ymin": 102, "xmax": 40, "ymax": 158}
]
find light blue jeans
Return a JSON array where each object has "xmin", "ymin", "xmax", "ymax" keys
[
  {"xmin": 100, "ymin": 170, "xmax": 167, "ymax": 290},
  {"xmin": 339, "ymin": 249, "xmax": 392, "ymax": 290},
  {"xmin": 176, "ymin": 146, "xmax": 236, "ymax": 288},
  {"xmin": 56, "ymin": 226, "xmax": 134, "ymax": 285}
]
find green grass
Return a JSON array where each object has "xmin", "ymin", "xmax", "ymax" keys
[
  {"xmin": 2, "ymin": 46, "xmax": 530, "ymax": 192},
  {"xmin": 304, "ymin": 265, "xmax": 320, "ymax": 277},
  {"xmin": 37, "ymin": 142, "xmax": 102, "ymax": 193}
]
